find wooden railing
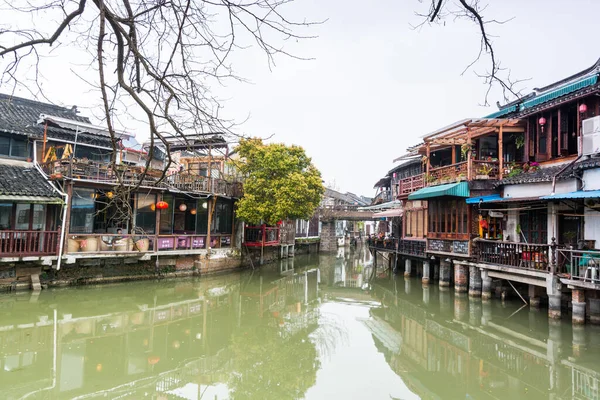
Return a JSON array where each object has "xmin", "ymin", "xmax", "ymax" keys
[
  {"xmin": 474, "ymin": 239, "xmax": 551, "ymax": 271},
  {"xmin": 397, "ymin": 239, "xmax": 426, "ymax": 257},
  {"xmin": 368, "ymin": 237, "xmax": 397, "ymax": 251},
  {"xmin": 0, "ymin": 230, "xmax": 60, "ymax": 257},
  {"xmin": 41, "ymin": 160, "xmax": 243, "ymax": 197},
  {"xmin": 244, "ymin": 225, "xmax": 280, "ymax": 247},
  {"xmin": 398, "ymin": 174, "xmax": 424, "ymax": 196},
  {"xmin": 428, "ymin": 162, "xmax": 468, "ymax": 185}
]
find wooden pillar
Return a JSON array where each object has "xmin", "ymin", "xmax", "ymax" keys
[
  {"xmin": 425, "ymin": 142, "xmax": 431, "ymax": 177},
  {"xmin": 498, "ymin": 125, "xmax": 504, "ymax": 179},
  {"xmin": 206, "ymin": 197, "xmax": 217, "ymax": 251},
  {"xmin": 63, "ymin": 182, "xmax": 73, "ymax": 239},
  {"xmin": 467, "ymin": 128, "xmax": 473, "ymax": 180},
  {"xmin": 155, "ymin": 193, "xmax": 161, "ymax": 251},
  {"xmin": 451, "ymin": 145, "xmax": 456, "ymax": 165},
  {"xmin": 557, "ymin": 108, "xmax": 562, "ymax": 154}
]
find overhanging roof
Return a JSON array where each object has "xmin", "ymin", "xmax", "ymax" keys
[
  {"xmin": 0, "ymin": 195, "xmax": 63, "ymax": 204},
  {"xmin": 408, "ymin": 182, "xmax": 469, "ymax": 200},
  {"xmin": 542, "ymin": 190, "xmax": 600, "ymax": 200},
  {"xmin": 466, "ymin": 194, "xmax": 502, "ymax": 204},
  {"xmin": 373, "ymin": 209, "xmax": 403, "ymax": 218}
]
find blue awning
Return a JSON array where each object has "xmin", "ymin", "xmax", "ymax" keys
[
  {"xmin": 522, "ymin": 75, "xmax": 599, "ymax": 110},
  {"xmin": 541, "ymin": 190, "xmax": 600, "ymax": 200},
  {"xmin": 484, "ymin": 105, "xmax": 517, "ymax": 119},
  {"xmin": 465, "ymin": 194, "xmax": 502, "ymax": 204},
  {"xmin": 408, "ymin": 182, "xmax": 469, "ymax": 201}
]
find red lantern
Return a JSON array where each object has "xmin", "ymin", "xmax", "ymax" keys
[
  {"xmin": 156, "ymin": 201, "xmax": 168, "ymax": 210},
  {"xmin": 579, "ymin": 103, "xmax": 588, "ymax": 114},
  {"xmin": 538, "ymin": 117, "xmax": 546, "ymax": 126}
]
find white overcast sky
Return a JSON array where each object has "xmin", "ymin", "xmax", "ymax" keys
[{"xmin": 6, "ymin": 0, "xmax": 600, "ymax": 197}]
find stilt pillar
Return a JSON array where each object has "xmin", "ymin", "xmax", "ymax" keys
[
  {"xmin": 468, "ymin": 266, "xmax": 481, "ymax": 297},
  {"xmin": 481, "ymin": 269, "xmax": 492, "ymax": 301},
  {"xmin": 590, "ymin": 298, "xmax": 600, "ymax": 325},
  {"xmin": 454, "ymin": 263, "xmax": 468, "ymax": 293},
  {"xmin": 572, "ymin": 289, "xmax": 586, "ymax": 325},
  {"xmin": 422, "ymin": 261, "xmax": 430, "ymax": 285},
  {"xmin": 404, "ymin": 258, "xmax": 412, "ymax": 278},
  {"xmin": 439, "ymin": 260, "xmax": 451, "ymax": 288}
]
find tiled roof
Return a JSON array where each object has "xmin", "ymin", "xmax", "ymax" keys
[
  {"xmin": 574, "ymin": 157, "xmax": 600, "ymax": 171},
  {"xmin": 495, "ymin": 164, "xmax": 577, "ymax": 187},
  {"xmin": 0, "ymin": 93, "xmax": 113, "ymax": 148},
  {"xmin": 0, "ymin": 159, "xmax": 59, "ymax": 197}
]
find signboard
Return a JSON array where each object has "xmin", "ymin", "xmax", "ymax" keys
[
  {"xmin": 192, "ymin": 236, "xmax": 205, "ymax": 249},
  {"xmin": 489, "ymin": 211, "xmax": 504, "ymax": 218},
  {"xmin": 221, "ymin": 236, "xmax": 231, "ymax": 247},
  {"xmin": 157, "ymin": 237, "xmax": 175, "ymax": 250}
]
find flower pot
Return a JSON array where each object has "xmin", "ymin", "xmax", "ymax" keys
[
  {"xmin": 476, "ymin": 175, "xmax": 490, "ymax": 180},
  {"xmin": 135, "ymin": 238, "xmax": 150, "ymax": 252},
  {"xmin": 80, "ymin": 237, "xmax": 98, "ymax": 252},
  {"xmin": 98, "ymin": 239, "xmax": 110, "ymax": 252},
  {"xmin": 113, "ymin": 238, "xmax": 133, "ymax": 252},
  {"xmin": 67, "ymin": 238, "xmax": 80, "ymax": 253}
]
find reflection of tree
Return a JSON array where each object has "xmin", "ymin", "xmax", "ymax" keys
[{"xmin": 228, "ymin": 323, "xmax": 319, "ymax": 400}]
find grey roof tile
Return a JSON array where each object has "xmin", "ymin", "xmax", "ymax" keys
[
  {"xmin": 0, "ymin": 160, "xmax": 59, "ymax": 197},
  {"xmin": 0, "ymin": 93, "xmax": 113, "ymax": 148},
  {"xmin": 495, "ymin": 164, "xmax": 576, "ymax": 187}
]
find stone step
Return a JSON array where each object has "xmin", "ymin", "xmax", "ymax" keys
[{"xmin": 31, "ymin": 274, "xmax": 41, "ymax": 292}]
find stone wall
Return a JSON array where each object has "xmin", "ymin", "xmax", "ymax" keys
[
  {"xmin": 0, "ymin": 250, "xmax": 243, "ymax": 291},
  {"xmin": 320, "ymin": 221, "xmax": 338, "ymax": 252}
]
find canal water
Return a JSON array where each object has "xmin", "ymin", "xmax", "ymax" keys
[{"xmin": 2, "ymin": 248, "xmax": 600, "ymax": 399}]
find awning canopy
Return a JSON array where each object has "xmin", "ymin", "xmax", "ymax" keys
[
  {"xmin": 466, "ymin": 194, "xmax": 502, "ymax": 204},
  {"xmin": 373, "ymin": 209, "xmax": 403, "ymax": 218},
  {"xmin": 0, "ymin": 195, "xmax": 63, "ymax": 204},
  {"xmin": 408, "ymin": 182, "xmax": 470, "ymax": 201},
  {"xmin": 541, "ymin": 190, "xmax": 600, "ymax": 200}
]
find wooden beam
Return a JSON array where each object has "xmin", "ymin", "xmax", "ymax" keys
[
  {"xmin": 467, "ymin": 127, "xmax": 472, "ymax": 180},
  {"xmin": 426, "ymin": 142, "xmax": 431, "ymax": 177}
]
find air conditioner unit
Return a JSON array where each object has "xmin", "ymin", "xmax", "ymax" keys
[{"xmin": 581, "ymin": 116, "xmax": 600, "ymax": 156}]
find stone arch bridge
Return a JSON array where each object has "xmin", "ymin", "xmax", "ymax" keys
[{"xmin": 318, "ymin": 205, "xmax": 378, "ymax": 252}]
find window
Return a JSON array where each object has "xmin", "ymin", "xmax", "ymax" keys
[
  {"xmin": 173, "ymin": 198, "xmax": 196, "ymax": 234},
  {"xmin": 159, "ymin": 194, "xmax": 174, "ymax": 234},
  {"xmin": 15, "ymin": 204, "xmax": 31, "ymax": 230},
  {"xmin": 32, "ymin": 205, "xmax": 46, "ymax": 230},
  {"xmin": 0, "ymin": 136, "xmax": 27, "ymax": 158},
  {"xmin": 70, "ymin": 188, "xmax": 95, "ymax": 234},
  {"xmin": 196, "ymin": 200, "xmax": 209, "ymax": 234},
  {"xmin": 428, "ymin": 199, "xmax": 468, "ymax": 239},
  {"xmin": 135, "ymin": 194, "xmax": 156, "ymax": 234},
  {"xmin": 212, "ymin": 199, "xmax": 233, "ymax": 234},
  {"xmin": 0, "ymin": 203, "xmax": 11, "ymax": 230},
  {"xmin": 479, "ymin": 136, "xmax": 498, "ymax": 159},
  {"xmin": 519, "ymin": 209, "xmax": 547, "ymax": 244}
]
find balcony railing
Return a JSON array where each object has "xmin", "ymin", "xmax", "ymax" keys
[
  {"xmin": 244, "ymin": 225, "xmax": 280, "ymax": 247},
  {"xmin": 0, "ymin": 230, "xmax": 60, "ymax": 257},
  {"xmin": 472, "ymin": 160, "xmax": 500, "ymax": 179},
  {"xmin": 428, "ymin": 162, "xmax": 468, "ymax": 185},
  {"xmin": 398, "ymin": 174, "xmax": 424, "ymax": 196},
  {"xmin": 474, "ymin": 239, "xmax": 551, "ymax": 271},
  {"xmin": 373, "ymin": 190, "xmax": 392, "ymax": 204},
  {"xmin": 41, "ymin": 160, "xmax": 243, "ymax": 197},
  {"xmin": 66, "ymin": 233, "xmax": 231, "ymax": 254},
  {"xmin": 557, "ymin": 248, "xmax": 600, "ymax": 283},
  {"xmin": 368, "ymin": 238, "xmax": 397, "ymax": 251},
  {"xmin": 397, "ymin": 239, "xmax": 426, "ymax": 258},
  {"xmin": 427, "ymin": 160, "xmax": 500, "ymax": 186}
]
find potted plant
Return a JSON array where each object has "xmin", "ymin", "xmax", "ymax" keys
[
  {"xmin": 529, "ymin": 161, "xmax": 540, "ymax": 172},
  {"xmin": 476, "ymin": 164, "xmax": 494, "ymax": 180},
  {"xmin": 515, "ymin": 134, "xmax": 525, "ymax": 149},
  {"xmin": 460, "ymin": 142, "xmax": 472, "ymax": 160},
  {"xmin": 456, "ymin": 172, "xmax": 467, "ymax": 182},
  {"xmin": 424, "ymin": 173, "xmax": 436, "ymax": 184}
]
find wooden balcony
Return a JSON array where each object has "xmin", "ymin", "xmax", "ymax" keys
[
  {"xmin": 426, "ymin": 160, "xmax": 500, "ymax": 186},
  {"xmin": 41, "ymin": 160, "xmax": 243, "ymax": 197},
  {"xmin": 244, "ymin": 226, "xmax": 280, "ymax": 247},
  {"xmin": 0, "ymin": 230, "xmax": 59, "ymax": 257},
  {"xmin": 397, "ymin": 239, "xmax": 426, "ymax": 258},
  {"xmin": 398, "ymin": 174, "xmax": 424, "ymax": 196},
  {"xmin": 474, "ymin": 239, "xmax": 551, "ymax": 272},
  {"xmin": 373, "ymin": 190, "xmax": 392, "ymax": 204}
]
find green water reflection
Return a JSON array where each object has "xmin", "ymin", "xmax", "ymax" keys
[{"xmin": 2, "ymin": 249, "xmax": 600, "ymax": 399}]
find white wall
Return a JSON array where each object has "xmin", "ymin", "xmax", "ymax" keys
[
  {"xmin": 503, "ymin": 179, "xmax": 577, "ymax": 199},
  {"xmin": 583, "ymin": 169, "xmax": 600, "ymax": 190},
  {"xmin": 585, "ymin": 209, "xmax": 600, "ymax": 249}
]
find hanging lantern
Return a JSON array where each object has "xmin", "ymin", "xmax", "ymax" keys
[
  {"xmin": 179, "ymin": 203, "xmax": 187, "ymax": 212},
  {"xmin": 147, "ymin": 356, "xmax": 160, "ymax": 365},
  {"xmin": 201, "ymin": 201, "xmax": 208, "ymax": 209},
  {"xmin": 150, "ymin": 204, "xmax": 156, "ymax": 211},
  {"xmin": 156, "ymin": 201, "xmax": 168, "ymax": 210},
  {"xmin": 190, "ymin": 208, "xmax": 197, "ymax": 215},
  {"xmin": 107, "ymin": 191, "xmax": 114, "ymax": 199},
  {"xmin": 538, "ymin": 117, "xmax": 546, "ymax": 126},
  {"xmin": 579, "ymin": 103, "xmax": 588, "ymax": 114}
]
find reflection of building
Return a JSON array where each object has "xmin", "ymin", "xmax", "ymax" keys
[{"xmin": 369, "ymin": 280, "xmax": 598, "ymax": 399}]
